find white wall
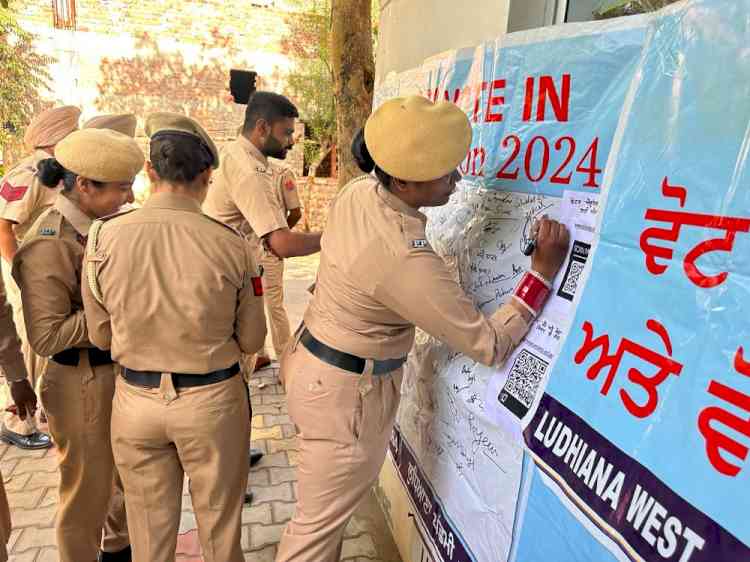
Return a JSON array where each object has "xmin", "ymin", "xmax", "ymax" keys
[
  {"xmin": 507, "ymin": 0, "xmax": 558, "ymax": 32},
  {"xmin": 375, "ymin": 0, "xmax": 511, "ymax": 83},
  {"xmin": 374, "ymin": 0, "xmax": 585, "ymax": 82}
]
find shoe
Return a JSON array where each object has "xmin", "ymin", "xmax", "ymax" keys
[
  {"xmin": 250, "ymin": 448, "xmax": 264, "ymax": 467},
  {"xmin": 244, "ymin": 491, "xmax": 254, "ymax": 504},
  {"xmin": 254, "ymin": 356, "xmax": 272, "ymax": 372},
  {"xmin": 98, "ymin": 545, "xmax": 132, "ymax": 561},
  {"xmin": 0, "ymin": 427, "xmax": 52, "ymax": 450}
]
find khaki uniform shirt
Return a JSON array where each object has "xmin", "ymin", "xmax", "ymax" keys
[
  {"xmin": 270, "ymin": 164, "xmax": 301, "ymax": 213},
  {"xmin": 82, "ymin": 192, "xmax": 266, "ymax": 374},
  {"xmin": 202, "ymin": 136, "xmax": 288, "ymax": 258},
  {"xmin": 0, "ymin": 150, "xmax": 61, "ymax": 240},
  {"xmin": 0, "ymin": 276, "xmax": 27, "ymax": 382},
  {"xmin": 304, "ymin": 175, "xmax": 530, "ymax": 366},
  {"xmin": 12, "ymin": 194, "xmax": 92, "ymax": 358}
]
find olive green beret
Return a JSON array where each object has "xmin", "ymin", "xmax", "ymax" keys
[
  {"xmin": 55, "ymin": 129, "xmax": 145, "ymax": 183},
  {"xmin": 145, "ymin": 112, "xmax": 219, "ymax": 169}
]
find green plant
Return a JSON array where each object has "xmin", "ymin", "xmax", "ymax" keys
[
  {"xmin": 594, "ymin": 0, "xmax": 681, "ymax": 19},
  {"xmin": 0, "ymin": 9, "xmax": 52, "ymax": 150},
  {"xmin": 282, "ymin": 0, "xmax": 336, "ymax": 177}
]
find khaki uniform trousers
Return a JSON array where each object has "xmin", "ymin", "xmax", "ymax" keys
[
  {"xmin": 276, "ymin": 341, "xmax": 403, "ymax": 562},
  {"xmin": 0, "ymin": 469, "xmax": 9, "ymax": 562},
  {"xmin": 111, "ymin": 373, "xmax": 250, "ymax": 562},
  {"xmin": 260, "ymin": 253, "xmax": 291, "ymax": 360},
  {"xmin": 40, "ymin": 355, "xmax": 129, "ymax": 562},
  {"xmin": 1, "ymin": 259, "xmax": 47, "ymax": 435}
]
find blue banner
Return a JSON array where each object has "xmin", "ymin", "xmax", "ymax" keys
[
  {"xmin": 376, "ymin": 1, "xmax": 750, "ymax": 561},
  {"xmin": 523, "ymin": 1, "xmax": 750, "ymax": 560},
  {"xmin": 423, "ymin": 22, "xmax": 646, "ymax": 196}
]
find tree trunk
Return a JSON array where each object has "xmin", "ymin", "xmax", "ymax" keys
[{"xmin": 330, "ymin": 0, "xmax": 374, "ymax": 189}]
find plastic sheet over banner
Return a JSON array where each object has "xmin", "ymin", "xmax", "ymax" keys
[
  {"xmin": 375, "ymin": 1, "xmax": 750, "ymax": 561},
  {"xmin": 421, "ymin": 19, "xmax": 645, "ymax": 198},
  {"xmin": 520, "ymin": 1, "xmax": 750, "ymax": 560}
]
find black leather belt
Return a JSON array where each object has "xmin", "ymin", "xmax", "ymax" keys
[
  {"xmin": 122, "ymin": 363, "xmax": 240, "ymax": 389},
  {"xmin": 300, "ymin": 328, "xmax": 406, "ymax": 375},
  {"xmin": 52, "ymin": 348, "xmax": 113, "ymax": 368}
]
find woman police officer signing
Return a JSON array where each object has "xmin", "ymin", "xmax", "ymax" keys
[{"xmin": 276, "ymin": 96, "xmax": 570, "ymax": 561}]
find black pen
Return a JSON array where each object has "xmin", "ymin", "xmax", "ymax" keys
[
  {"xmin": 523, "ymin": 215, "xmax": 547, "ymax": 256},
  {"xmin": 522, "ymin": 238, "xmax": 536, "ymax": 256}
]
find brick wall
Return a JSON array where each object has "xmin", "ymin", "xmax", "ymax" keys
[
  {"xmin": 295, "ymin": 177, "xmax": 339, "ymax": 232},
  {"xmin": 12, "ymin": 0, "xmax": 305, "ymax": 174},
  {"xmin": 8, "ymin": 1, "xmax": 341, "ymax": 225}
]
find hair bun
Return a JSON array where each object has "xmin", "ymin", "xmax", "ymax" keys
[
  {"xmin": 351, "ymin": 128, "xmax": 375, "ymax": 174},
  {"xmin": 37, "ymin": 158, "xmax": 67, "ymax": 187}
]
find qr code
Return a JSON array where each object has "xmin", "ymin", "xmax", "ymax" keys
[
  {"xmin": 499, "ymin": 350, "xmax": 549, "ymax": 418},
  {"xmin": 561, "ymin": 260, "xmax": 584, "ymax": 297},
  {"xmin": 557, "ymin": 240, "xmax": 591, "ymax": 302}
]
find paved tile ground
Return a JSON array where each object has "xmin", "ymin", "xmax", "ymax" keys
[{"xmin": 0, "ymin": 256, "xmax": 402, "ymax": 561}]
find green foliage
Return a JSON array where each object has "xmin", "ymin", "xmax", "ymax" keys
[
  {"xmin": 281, "ymin": 0, "xmax": 335, "ymax": 173},
  {"xmin": 286, "ymin": 57, "xmax": 335, "ymax": 168},
  {"xmin": 282, "ymin": 0, "xmax": 378, "ymax": 175},
  {"xmin": 0, "ymin": 9, "xmax": 52, "ymax": 149},
  {"xmin": 594, "ymin": 0, "xmax": 681, "ymax": 19}
]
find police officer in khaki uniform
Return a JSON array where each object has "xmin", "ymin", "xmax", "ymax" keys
[
  {"xmin": 275, "ymin": 96, "xmax": 570, "ymax": 562},
  {"xmin": 82, "ymin": 113, "xmax": 267, "ymax": 562},
  {"xmin": 12, "ymin": 128, "xmax": 140, "ymax": 562},
  {"xmin": 0, "ymin": 260, "xmax": 34, "ymax": 560},
  {"xmin": 82, "ymin": 112, "xmax": 138, "ymax": 559},
  {"xmin": 0, "ymin": 105, "xmax": 81, "ymax": 449},
  {"xmin": 203, "ymin": 91, "xmax": 320, "ymax": 465},
  {"xmin": 256, "ymin": 163, "xmax": 302, "ymax": 365},
  {"xmin": 203, "ymin": 92, "xmax": 321, "ymax": 262}
]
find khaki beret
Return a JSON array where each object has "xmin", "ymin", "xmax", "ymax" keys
[
  {"xmin": 55, "ymin": 129, "xmax": 145, "ymax": 183},
  {"xmin": 83, "ymin": 113, "xmax": 138, "ymax": 137},
  {"xmin": 365, "ymin": 96, "xmax": 472, "ymax": 182},
  {"xmin": 24, "ymin": 106, "xmax": 81, "ymax": 150},
  {"xmin": 144, "ymin": 112, "xmax": 219, "ymax": 169}
]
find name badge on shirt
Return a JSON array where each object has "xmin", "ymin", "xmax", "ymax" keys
[{"xmin": 411, "ymin": 239, "xmax": 428, "ymax": 249}]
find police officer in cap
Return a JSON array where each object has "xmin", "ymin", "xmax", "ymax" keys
[
  {"xmin": 83, "ymin": 113, "xmax": 267, "ymax": 562},
  {"xmin": 276, "ymin": 96, "xmax": 570, "ymax": 561},
  {"xmin": 0, "ymin": 105, "xmax": 81, "ymax": 450},
  {"xmin": 13, "ymin": 128, "xmax": 141, "ymax": 561}
]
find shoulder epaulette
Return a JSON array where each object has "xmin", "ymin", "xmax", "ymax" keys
[
  {"xmin": 401, "ymin": 214, "xmax": 432, "ymax": 253},
  {"xmin": 34, "ymin": 208, "xmax": 64, "ymax": 239},
  {"xmin": 201, "ymin": 213, "xmax": 243, "ymax": 237},
  {"xmin": 99, "ymin": 207, "xmax": 137, "ymax": 222},
  {"xmin": 253, "ymin": 165, "xmax": 274, "ymax": 177},
  {"xmin": 84, "ymin": 209, "xmax": 135, "ymax": 307}
]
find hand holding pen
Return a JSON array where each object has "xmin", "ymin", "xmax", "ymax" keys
[{"xmin": 523, "ymin": 216, "xmax": 570, "ymax": 282}]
